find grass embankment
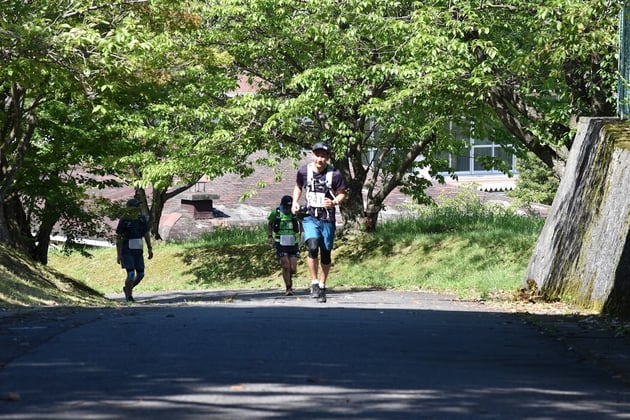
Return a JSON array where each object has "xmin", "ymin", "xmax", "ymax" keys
[
  {"xmin": 0, "ymin": 243, "xmax": 108, "ymax": 307},
  {"xmin": 48, "ymin": 193, "xmax": 544, "ymax": 301}
]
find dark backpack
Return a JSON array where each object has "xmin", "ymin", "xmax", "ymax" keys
[{"xmin": 119, "ymin": 216, "xmax": 148, "ymax": 239}]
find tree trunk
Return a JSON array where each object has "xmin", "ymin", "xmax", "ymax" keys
[
  {"xmin": 0, "ymin": 195, "xmax": 10, "ymax": 245},
  {"xmin": 0, "ymin": 83, "xmax": 38, "ymax": 250},
  {"xmin": 135, "ymin": 181, "xmax": 198, "ymax": 241},
  {"xmin": 334, "ymin": 156, "xmax": 368, "ymax": 235},
  {"xmin": 150, "ymin": 190, "xmax": 166, "ymax": 240},
  {"xmin": 339, "ymin": 183, "xmax": 367, "ymax": 235},
  {"xmin": 336, "ymin": 135, "xmax": 436, "ymax": 234},
  {"xmin": 33, "ymin": 227, "xmax": 52, "ymax": 265},
  {"xmin": 486, "ymin": 86, "xmax": 569, "ymax": 178},
  {"xmin": 3, "ymin": 192, "xmax": 33, "ymax": 257}
]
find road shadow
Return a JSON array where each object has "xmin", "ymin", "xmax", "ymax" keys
[{"xmin": 1, "ymin": 296, "xmax": 630, "ymax": 418}]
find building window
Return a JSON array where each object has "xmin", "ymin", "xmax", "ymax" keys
[
  {"xmin": 360, "ymin": 123, "xmax": 517, "ymax": 177},
  {"xmin": 442, "ymin": 123, "xmax": 517, "ymax": 175},
  {"xmin": 444, "ymin": 141, "xmax": 516, "ymax": 175}
]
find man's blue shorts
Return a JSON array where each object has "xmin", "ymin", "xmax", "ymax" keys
[
  {"xmin": 302, "ymin": 216, "xmax": 336, "ymax": 251},
  {"xmin": 122, "ymin": 252, "xmax": 145, "ymax": 272}
]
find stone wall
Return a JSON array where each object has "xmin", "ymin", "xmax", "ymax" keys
[{"xmin": 524, "ymin": 117, "xmax": 630, "ymax": 314}]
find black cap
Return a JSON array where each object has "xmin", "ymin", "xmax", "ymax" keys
[
  {"xmin": 126, "ymin": 198, "xmax": 141, "ymax": 208},
  {"xmin": 312, "ymin": 142, "xmax": 331, "ymax": 153},
  {"xmin": 280, "ymin": 195, "xmax": 293, "ymax": 206}
]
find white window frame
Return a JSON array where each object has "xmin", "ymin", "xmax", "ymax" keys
[{"xmin": 442, "ymin": 122, "xmax": 517, "ymax": 176}]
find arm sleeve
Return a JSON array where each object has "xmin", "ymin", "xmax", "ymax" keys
[
  {"xmin": 115, "ymin": 220, "xmax": 125, "ymax": 235},
  {"xmin": 140, "ymin": 216, "xmax": 151, "ymax": 236},
  {"xmin": 296, "ymin": 166, "xmax": 306, "ymax": 188}
]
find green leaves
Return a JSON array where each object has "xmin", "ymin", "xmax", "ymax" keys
[
  {"xmin": 0, "ymin": 0, "xmax": 245, "ymax": 256},
  {"xmin": 203, "ymin": 0, "xmax": 621, "ymax": 232},
  {"xmin": 1, "ymin": 0, "xmax": 622, "ymax": 251}
]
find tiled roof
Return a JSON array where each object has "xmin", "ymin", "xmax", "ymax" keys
[{"xmin": 93, "ymin": 154, "xmax": 532, "ymax": 242}]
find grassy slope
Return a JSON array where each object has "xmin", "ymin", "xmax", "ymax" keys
[
  {"xmin": 0, "ymin": 243, "xmax": 108, "ymax": 308},
  {"xmin": 45, "ymin": 214, "xmax": 544, "ymax": 301},
  {"xmin": 1, "ymin": 196, "xmax": 546, "ymax": 307}
]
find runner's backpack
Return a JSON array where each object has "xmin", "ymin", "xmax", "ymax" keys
[
  {"xmin": 306, "ymin": 162, "xmax": 334, "ymax": 208},
  {"xmin": 273, "ymin": 207, "xmax": 299, "ymax": 233}
]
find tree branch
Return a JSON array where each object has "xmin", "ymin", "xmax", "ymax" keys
[{"xmin": 486, "ymin": 85, "xmax": 568, "ymax": 176}]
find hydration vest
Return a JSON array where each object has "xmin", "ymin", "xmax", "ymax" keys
[
  {"xmin": 272, "ymin": 207, "xmax": 299, "ymax": 245},
  {"xmin": 118, "ymin": 216, "xmax": 148, "ymax": 240},
  {"xmin": 305, "ymin": 162, "xmax": 334, "ymax": 209},
  {"xmin": 117, "ymin": 215, "xmax": 149, "ymax": 252}
]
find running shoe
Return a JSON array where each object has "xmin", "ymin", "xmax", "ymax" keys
[
  {"xmin": 317, "ymin": 287, "xmax": 326, "ymax": 303},
  {"xmin": 123, "ymin": 285, "xmax": 134, "ymax": 302}
]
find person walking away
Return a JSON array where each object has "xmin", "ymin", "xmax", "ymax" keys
[
  {"xmin": 116, "ymin": 198, "xmax": 153, "ymax": 302},
  {"xmin": 268, "ymin": 195, "xmax": 302, "ymax": 296},
  {"xmin": 292, "ymin": 142, "xmax": 346, "ymax": 303}
]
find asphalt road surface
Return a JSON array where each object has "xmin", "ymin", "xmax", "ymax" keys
[{"xmin": 1, "ymin": 289, "xmax": 629, "ymax": 419}]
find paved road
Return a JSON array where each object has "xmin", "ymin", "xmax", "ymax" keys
[{"xmin": 1, "ymin": 289, "xmax": 629, "ymax": 419}]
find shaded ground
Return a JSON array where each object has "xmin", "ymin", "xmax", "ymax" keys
[
  {"xmin": 1, "ymin": 289, "xmax": 629, "ymax": 419},
  {"xmin": 1, "ymin": 289, "xmax": 629, "ymax": 388}
]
